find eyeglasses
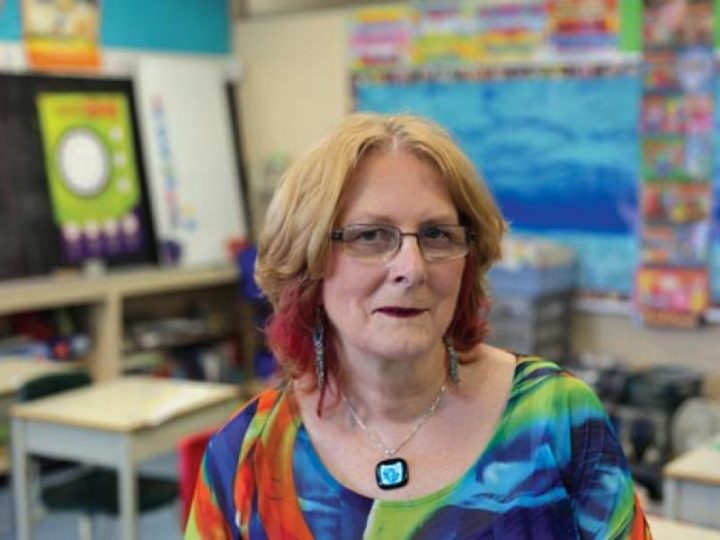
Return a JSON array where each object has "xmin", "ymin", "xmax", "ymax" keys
[{"xmin": 330, "ymin": 224, "xmax": 473, "ymax": 262}]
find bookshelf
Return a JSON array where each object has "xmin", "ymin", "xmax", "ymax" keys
[{"xmin": 0, "ymin": 265, "xmax": 239, "ymax": 380}]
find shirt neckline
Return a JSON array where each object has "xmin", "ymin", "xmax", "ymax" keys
[{"xmin": 287, "ymin": 354, "xmax": 529, "ymax": 507}]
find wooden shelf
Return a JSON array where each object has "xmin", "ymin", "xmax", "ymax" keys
[
  {"xmin": 0, "ymin": 265, "xmax": 239, "ymax": 380},
  {"xmin": 0, "ymin": 265, "xmax": 238, "ymax": 315},
  {"xmin": 0, "ymin": 275, "xmax": 107, "ymax": 315},
  {"xmin": 108, "ymin": 265, "xmax": 239, "ymax": 298},
  {"xmin": 124, "ymin": 330, "xmax": 235, "ymax": 355}
]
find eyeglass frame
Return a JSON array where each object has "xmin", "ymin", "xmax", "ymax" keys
[{"xmin": 329, "ymin": 223, "xmax": 475, "ymax": 262}]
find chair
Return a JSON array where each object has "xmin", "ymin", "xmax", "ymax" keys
[
  {"xmin": 177, "ymin": 427, "xmax": 215, "ymax": 528},
  {"xmin": 17, "ymin": 371, "xmax": 178, "ymax": 540},
  {"xmin": 236, "ymin": 245, "xmax": 277, "ymax": 380},
  {"xmin": 16, "ymin": 372, "xmax": 93, "ymax": 495}
]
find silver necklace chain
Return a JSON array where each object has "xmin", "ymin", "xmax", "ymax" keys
[{"xmin": 342, "ymin": 384, "xmax": 446, "ymax": 458}]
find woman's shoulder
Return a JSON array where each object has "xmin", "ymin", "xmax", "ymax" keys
[
  {"xmin": 208, "ymin": 385, "xmax": 287, "ymax": 456},
  {"xmin": 510, "ymin": 354, "xmax": 606, "ymax": 411},
  {"xmin": 511, "ymin": 353, "xmax": 580, "ymax": 384},
  {"xmin": 514, "ymin": 354, "xmax": 564, "ymax": 380},
  {"xmin": 468, "ymin": 346, "xmax": 595, "ymax": 394},
  {"xmin": 466, "ymin": 346, "xmax": 564, "ymax": 386}
]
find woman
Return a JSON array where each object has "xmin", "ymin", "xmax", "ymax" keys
[{"xmin": 186, "ymin": 113, "xmax": 651, "ymax": 539}]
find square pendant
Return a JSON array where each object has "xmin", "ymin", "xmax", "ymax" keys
[{"xmin": 376, "ymin": 458, "xmax": 408, "ymax": 490}]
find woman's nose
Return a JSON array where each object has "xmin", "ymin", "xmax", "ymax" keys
[{"xmin": 389, "ymin": 235, "xmax": 427, "ymax": 284}]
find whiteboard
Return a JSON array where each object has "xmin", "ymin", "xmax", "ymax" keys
[{"xmin": 136, "ymin": 55, "xmax": 247, "ymax": 267}]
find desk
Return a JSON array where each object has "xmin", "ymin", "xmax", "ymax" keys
[
  {"xmin": 11, "ymin": 376, "xmax": 240, "ymax": 540},
  {"xmin": 663, "ymin": 435, "xmax": 720, "ymax": 529},
  {"xmin": 0, "ymin": 359, "xmax": 77, "ymax": 475},
  {"xmin": 648, "ymin": 516, "xmax": 720, "ymax": 539}
]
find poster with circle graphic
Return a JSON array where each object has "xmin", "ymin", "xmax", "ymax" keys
[{"xmin": 36, "ymin": 92, "xmax": 148, "ymax": 263}]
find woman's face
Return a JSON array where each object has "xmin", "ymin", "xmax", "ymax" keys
[{"xmin": 322, "ymin": 150, "xmax": 465, "ymax": 365}]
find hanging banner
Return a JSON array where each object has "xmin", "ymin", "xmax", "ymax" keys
[
  {"xmin": 477, "ymin": 0, "xmax": 549, "ymax": 61},
  {"xmin": 22, "ymin": 0, "xmax": 100, "ymax": 71},
  {"xmin": 547, "ymin": 0, "xmax": 619, "ymax": 53},
  {"xmin": 411, "ymin": 1, "xmax": 481, "ymax": 67},
  {"xmin": 349, "ymin": 0, "xmax": 623, "ymax": 74},
  {"xmin": 36, "ymin": 92, "xmax": 149, "ymax": 263},
  {"xmin": 348, "ymin": 5, "xmax": 413, "ymax": 72}
]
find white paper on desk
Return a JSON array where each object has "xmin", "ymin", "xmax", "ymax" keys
[
  {"xmin": 144, "ymin": 388, "xmax": 202, "ymax": 426},
  {"xmin": 136, "ymin": 55, "xmax": 247, "ymax": 267}
]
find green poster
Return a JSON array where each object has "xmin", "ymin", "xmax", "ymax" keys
[{"xmin": 36, "ymin": 92, "xmax": 145, "ymax": 261}]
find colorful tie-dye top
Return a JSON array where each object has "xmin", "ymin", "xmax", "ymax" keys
[{"xmin": 186, "ymin": 357, "xmax": 652, "ymax": 539}]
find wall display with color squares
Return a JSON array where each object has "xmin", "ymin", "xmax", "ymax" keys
[{"xmin": 634, "ymin": 0, "xmax": 714, "ymax": 328}]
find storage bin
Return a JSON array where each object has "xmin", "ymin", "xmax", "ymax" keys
[{"xmin": 488, "ymin": 264, "xmax": 577, "ymax": 298}]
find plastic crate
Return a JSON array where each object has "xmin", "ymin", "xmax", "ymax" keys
[{"xmin": 488, "ymin": 264, "xmax": 576, "ymax": 298}]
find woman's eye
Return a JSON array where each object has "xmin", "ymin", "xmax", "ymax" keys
[
  {"xmin": 422, "ymin": 227, "xmax": 450, "ymax": 240},
  {"xmin": 359, "ymin": 229, "xmax": 379, "ymax": 241},
  {"xmin": 355, "ymin": 228, "xmax": 390, "ymax": 242}
]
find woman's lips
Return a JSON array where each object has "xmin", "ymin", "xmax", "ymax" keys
[{"xmin": 376, "ymin": 307, "xmax": 426, "ymax": 318}]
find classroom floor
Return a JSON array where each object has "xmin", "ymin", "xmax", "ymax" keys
[{"xmin": 0, "ymin": 452, "xmax": 182, "ymax": 540}]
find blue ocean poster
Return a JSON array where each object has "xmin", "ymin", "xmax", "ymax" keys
[{"xmin": 355, "ymin": 74, "xmax": 720, "ymax": 301}]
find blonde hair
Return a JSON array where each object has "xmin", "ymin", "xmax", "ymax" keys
[{"xmin": 256, "ymin": 112, "xmax": 505, "ymax": 312}]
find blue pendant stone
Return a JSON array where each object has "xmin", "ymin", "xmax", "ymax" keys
[{"xmin": 376, "ymin": 458, "xmax": 409, "ymax": 490}]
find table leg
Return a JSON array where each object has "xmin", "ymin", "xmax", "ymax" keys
[
  {"xmin": 663, "ymin": 478, "xmax": 678, "ymax": 520},
  {"xmin": 11, "ymin": 418, "xmax": 33, "ymax": 540},
  {"xmin": 118, "ymin": 440, "xmax": 138, "ymax": 540}
]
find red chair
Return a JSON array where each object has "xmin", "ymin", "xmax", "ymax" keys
[{"xmin": 178, "ymin": 427, "xmax": 216, "ymax": 528}]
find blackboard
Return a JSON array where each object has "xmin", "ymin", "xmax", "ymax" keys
[{"xmin": 0, "ymin": 73, "xmax": 157, "ymax": 280}]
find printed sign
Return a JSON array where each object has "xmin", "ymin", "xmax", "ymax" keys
[
  {"xmin": 22, "ymin": 0, "xmax": 100, "ymax": 71},
  {"xmin": 36, "ymin": 93, "xmax": 148, "ymax": 262}
]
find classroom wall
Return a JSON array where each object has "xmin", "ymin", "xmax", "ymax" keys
[
  {"xmin": 233, "ymin": 7, "xmax": 720, "ymax": 373},
  {"xmin": 0, "ymin": 0, "xmax": 231, "ymax": 53},
  {"xmin": 234, "ymin": 8, "xmax": 350, "ymax": 235},
  {"xmin": 572, "ymin": 312, "xmax": 720, "ymax": 373}
]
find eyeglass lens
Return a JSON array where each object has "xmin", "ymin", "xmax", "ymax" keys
[{"xmin": 335, "ymin": 224, "xmax": 469, "ymax": 260}]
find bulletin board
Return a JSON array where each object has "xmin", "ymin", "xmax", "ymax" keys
[
  {"xmin": 350, "ymin": 0, "xmax": 720, "ymax": 305},
  {"xmin": 354, "ymin": 72, "xmax": 720, "ymax": 302}
]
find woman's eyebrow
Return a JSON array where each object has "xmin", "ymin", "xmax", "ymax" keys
[
  {"xmin": 344, "ymin": 212, "xmax": 459, "ymax": 224},
  {"xmin": 341, "ymin": 212, "xmax": 393, "ymax": 224}
]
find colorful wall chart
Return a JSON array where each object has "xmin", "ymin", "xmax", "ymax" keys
[
  {"xmin": 635, "ymin": 0, "xmax": 715, "ymax": 327},
  {"xmin": 349, "ymin": 0, "xmax": 630, "ymax": 71},
  {"xmin": 36, "ymin": 92, "xmax": 149, "ymax": 263}
]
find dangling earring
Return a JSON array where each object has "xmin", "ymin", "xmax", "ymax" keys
[
  {"xmin": 445, "ymin": 337, "xmax": 459, "ymax": 384},
  {"xmin": 313, "ymin": 309, "xmax": 325, "ymax": 389}
]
